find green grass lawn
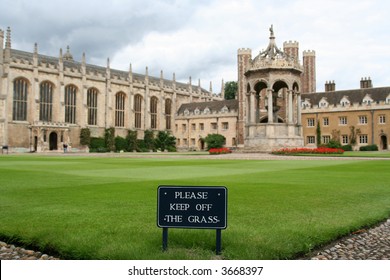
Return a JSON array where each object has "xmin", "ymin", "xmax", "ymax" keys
[{"xmin": 0, "ymin": 155, "xmax": 389, "ymax": 260}]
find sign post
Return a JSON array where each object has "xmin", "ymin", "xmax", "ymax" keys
[{"xmin": 157, "ymin": 185, "xmax": 227, "ymax": 254}]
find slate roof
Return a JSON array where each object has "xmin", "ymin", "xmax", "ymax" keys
[
  {"xmin": 177, "ymin": 99, "xmax": 238, "ymax": 115},
  {"xmin": 9, "ymin": 49, "xmax": 211, "ymax": 94},
  {"xmin": 301, "ymin": 87, "xmax": 390, "ymax": 106}
]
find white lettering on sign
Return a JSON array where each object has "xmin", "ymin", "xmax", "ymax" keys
[
  {"xmin": 174, "ymin": 191, "xmax": 208, "ymax": 200},
  {"xmin": 188, "ymin": 215, "xmax": 220, "ymax": 224},
  {"xmin": 164, "ymin": 215, "xmax": 183, "ymax": 223},
  {"xmin": 169, "ymin": 203, "xmax": 190, "ymax": 211},
  {"xmin": 195, "ymin": 204, "xmax": 213, "ymax": 211}
]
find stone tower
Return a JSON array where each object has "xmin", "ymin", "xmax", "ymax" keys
[
  {"xmin": 237, "ymin": 25, "xmax": 304, "ymax": 151},
  {"xmin": 302, "ymin": 50, "xmax": 316, "ymax": 93}
]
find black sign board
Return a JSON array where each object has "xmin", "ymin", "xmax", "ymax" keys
[{"xmin": 157, "ymin": 186, "xmax": 227, "ymax": 229}]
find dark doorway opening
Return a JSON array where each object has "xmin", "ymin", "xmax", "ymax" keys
[
  {"xmin": 380, "ymin": 135, "xmax": 388, "ymax": 150},
  {"xmin": 49, "ymin": 132, "xmax": 58, "ymax": 150}
]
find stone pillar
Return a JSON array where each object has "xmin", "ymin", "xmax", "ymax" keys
[
  {"xmin": 297, "ymin": 92, "xmax": 302, "ymax": 125},
  {"xmin": 267, "ymin": 89, "xmax": 273, "ymax": 124},
  {"xmin": 250, "ymin": 91, "xmax": 256, "ymax": 123},
  {"xmin": 288, "ymin": 90, "xmax": 293, "ymax": 124}
]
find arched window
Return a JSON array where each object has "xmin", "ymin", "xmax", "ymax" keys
[
  {"xmin": 165, "ymin": 99, "xmax": 172, "ymax": 130},
  {"xmin": 65, "ymin": 85, "xmax": 77, "ymax": 124},
  {"xmin": 134, "ymin": 95, "xmax": 142, "ymax": 129},
  {"xmin": 39, "ymin": 81, "xmax": 54, "ymax": 122},
  {"xmin": 13, "ymin": 78, "xmax": 28, "ymax": 121},
  {"xmin": 115, "ymin": 92, "xmax": 126, "ymax": 127},
  {"xmin": 87, "ymin": 88, "xmax": 98, "ymax": 125},
  {"xmin": 150, "ymin": 96, "xmax": 158, "ymax": 129}
]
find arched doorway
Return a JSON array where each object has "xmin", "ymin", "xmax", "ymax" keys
[
  {"xmin": 380, "ymin": 135, "xmax": 388, "ymax": 150},
  {"xmin": 198, "ymin": 138, "xmax": 205, "ymax": 150},
  {"xmin": 49, "ymin": 132, "xmax": 58, "ymax": 150}
]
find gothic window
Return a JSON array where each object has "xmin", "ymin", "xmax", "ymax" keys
[
  {"xmin": 150, "ymin": 96, "xmax": 158, "ymax": 129},
  {"xmin": 165, "ymin": 99, "xmax": 172, "ymax": 130},
  {"xmin": 13, "ymin": 78, "xmax": 28, "ymax": 121},
  {"xmin": 65, "ymin": 85, "xmax": 77, "ymax": 124},
  {"xmin": 39, "ymin": 81, "xmax": 54, "ymax": 122},
  {"xmin": 115, "ymin": 92, "xmax": 125, "ymax": 127},
  {"xmin": 134, "ymin": 94, "xmax": 142, "ymax": 129},
  {"xmin": 87, "ymin": 88, "xmax": 98, "ymax": 125}
]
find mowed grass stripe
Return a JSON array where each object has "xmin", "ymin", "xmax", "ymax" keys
[{"xmin": 0, "ymin": 156, "xmax": 389, "ymax": 259}]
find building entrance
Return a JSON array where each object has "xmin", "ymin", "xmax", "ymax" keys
[
  {"xmin": 380, "ymin": 135, "xmax": 388, "ymax": 150},
  {"xmin": 49, "ymin": 132, "xmax": 58, "ymax": 150}
]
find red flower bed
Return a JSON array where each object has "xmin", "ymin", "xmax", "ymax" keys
[
  {"xmin": 209, "ymin": 147, "xmax": 232, "ymax": 154},
  {"xmin": 272, "ymin": 147, "xmax": 344, "ymax": 155}
]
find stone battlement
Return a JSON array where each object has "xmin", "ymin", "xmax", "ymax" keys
[
  {"xmin": 303, "ymin": 50, "xmax": 316, "ymax": 56},
  {"xmin": 237, "ymin": 48, "xmax": 252, "ymax": 55}
]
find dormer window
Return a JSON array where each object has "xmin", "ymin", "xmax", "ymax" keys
[
  {"xmin": 362, "ymin": 94, "xmax": 373, "ymax": 105},
  {"xmin": 386, "ymin": 94, "xmax": 390, "ymax": 104},
  {"xmin": 184, "ymin": 109, "xmax": 190, "ymax": 116},
  {"xmin": 194, "ymin": 108, "xmax": 200, "ymax": 115},
  {"xmin": 319, "ymin": 97, "xmax": 328, "ymax": 108},
  {"xmin": 203, "ymin": 107, "xmax": 210, "ymax": 114},
  {"xmin": 340, "ymin": 96, "xmax": 350, "ymax": 107},
  {"xmin": 301, "ymin": 99, "xmax": 311, "ymax": 109},
  {"xmin": 221, "ymin": 105, "xmax": 229, "ymax": 113}
]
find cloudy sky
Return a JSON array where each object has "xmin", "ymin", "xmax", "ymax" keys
[{"xmin": 1, "ymin": 0, "xmax": 390, "ymax": 93}]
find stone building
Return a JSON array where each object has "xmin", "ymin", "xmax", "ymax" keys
[
  {"xmin": 236, "ymin": 25, "xmax": 315, "ymax": 151},
  {"xmin": 175, "ymin": 99, "xmax": 238, "ymax": 151},
  {"xmin": 1, "ymin": 25, "xmax": 389, "ymax": 153},
  {"xmin": 301, "ymin": 78, "xmax": 390, "ymax": 150},
  {"xmin": 0, "ymin": 27, "xmax": 221, "ymax": 152}
]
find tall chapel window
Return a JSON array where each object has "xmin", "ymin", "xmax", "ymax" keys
[
  {"xmin": 134, "ymin": 95, "xmax": 142, "ymax": 129},
  {"xmin": 39, "ymin": 81, "xmax": 53, "ymax": 122},
  {"xmin": 65, "ymin": 85, "xmax": 77, "ymax": 124},
  {"xmin": 87, "ymin": 88, "xmax": 98, "ymax": 125},
  {"xmin": 165, "ymin": 99, "xmax": 172, "ymax": 130},
  {"xmin": 150, "ymin": 97, "xmax": 158, "ymax": 129},
  {"xmin": 13, "ymin": 78, "xmax": 28, "ymax": 121},
  {"xmin": 115, "ymin": 92, "xmax": 125, "ymax": 127}
]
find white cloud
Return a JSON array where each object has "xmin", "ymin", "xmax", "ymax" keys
[{"xmin": 2, "ymin": 0, "xmax": 390, "ymax": 92}]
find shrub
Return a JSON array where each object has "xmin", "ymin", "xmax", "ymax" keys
[
  {"xmin": 326, "ymin": 139, "xmax": 342, "ymax": 149},
  {"xmin": 342, "ymin": 144, "xmax": 353, "ymax": 151},
  {"xmin": 204, "ymin": 134, "xmax": 226, "ymax": 150},
  {"xmin": 144, "ymin": 130, "xmax": 155, "ymax": 151},
  {"xmin": 104, "ymin": 127, "xmax": 115, "ymax": 152},
  {"xmin": 126, "ymin": 130, "xmax": 138, "ymax": 152},
  {"xmin": 359, "ymin": 144, "xmax": 378, "ymax": 151},
  {"xmin": 79, "ymin": 128, "xmax": 91, "ymax": 146},
  {"xmin": 154, "ymin": 131, "xmax": 176, "ymax": 152},
  {"xmin": 115, "ymin": 136, "xmax": 127, "ymax": 152},
  {"xmin": 89, "ymin": 137, "xmax": 105, "ymax": 151}
]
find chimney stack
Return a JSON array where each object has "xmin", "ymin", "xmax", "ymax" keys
[
  {"xmin": 360, "ymin": 77, "xmax": 372, "ymax": 89},
  {"xmin": 325, "ymin": 80, "xmax": 336, "ymax": 92}
]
